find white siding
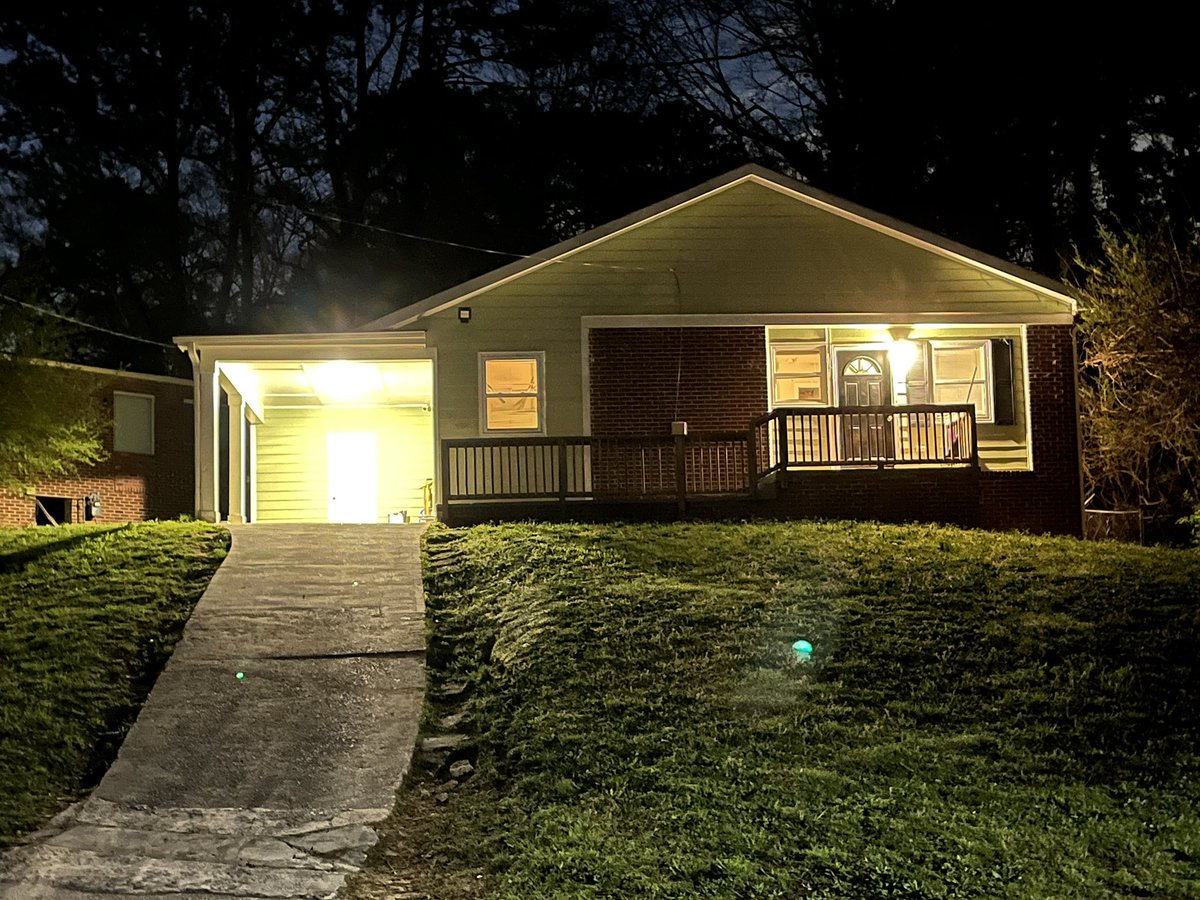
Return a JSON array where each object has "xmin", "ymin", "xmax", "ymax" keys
[
  {"xmin": 408, "ymin": 181, "xmax": 1063, "ymax": 440},
  {"xmin": 254, "ymin": 406, "xmax": 434, "ymax": 522}
]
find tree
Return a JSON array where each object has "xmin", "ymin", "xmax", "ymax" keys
[
  {"xmin": 1, "ymin": 1, "xmax": 741, "ymax": 348},
  {"xmin": 632, "ymin": 0, "xmax": 1200, "ymax": 276},
  {"xmin": 1074, "ymin": 227, "xmax": 1200, "ymax": 522},
  {"xmin": 0, "ymin": 298, "xmax": 106, "ymax": 493}
]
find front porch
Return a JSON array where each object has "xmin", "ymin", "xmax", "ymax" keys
[{"xmin": 439, "ymin": 403, "xmax": 979, "ymax": 525}]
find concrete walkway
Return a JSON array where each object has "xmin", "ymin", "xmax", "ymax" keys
[{"xmin": 1, "ymin": 524, "xmax": 426, "ymax": 900}]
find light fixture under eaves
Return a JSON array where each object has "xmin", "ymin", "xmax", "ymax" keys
[{"xmin": 302, "ymin": 361, "xmax": 383, "ymax": 405}]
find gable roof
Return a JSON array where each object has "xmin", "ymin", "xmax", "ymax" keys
[{"xmin": 362, "ymin": 164, "xmax": 1075, "ymax": 330}]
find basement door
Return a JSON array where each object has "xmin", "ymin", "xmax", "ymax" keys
[{"xmin": 327, "ymin": 432, "xmax": 378, "ymax": 523}]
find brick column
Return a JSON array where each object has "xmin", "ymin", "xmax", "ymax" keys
[{"xmin": 980, "ymin": 324, "xmax": 1083, "ymax": 536}]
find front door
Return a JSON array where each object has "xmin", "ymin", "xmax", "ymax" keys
[
  {"xmin": 327, "ymin": 432, "xmax": 378, "ymax": 523},
  {"xmin": 836, "ymin": 350, "xmax": 893, "ymax": 460}
]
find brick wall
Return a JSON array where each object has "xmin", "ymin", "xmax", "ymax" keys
[
  {"xmin": 581, "ymin": 323, "xmax": 1081, "ymax": 536},
  {"xmin": 0, "ymin": 370, "xmax": 194, "ymax": 527},
  {"xmin": 588, "ymin": 327, "xmax": 769, "ymax": 434},
  {"xmin": 772, "ymin": 468, "xmax": 982, "ymax": 528},
  {"xmin": 980, "ymin": 324, "xmax": 1082, "ymax": 536}
]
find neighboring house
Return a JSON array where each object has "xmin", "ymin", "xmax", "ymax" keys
[
  {"xmin": 0, "ymin": 363, "xmax": 194, "ymax": 526},
  {"xmin": 176, "ymin": 165, "xmax": 1083, "ymax": 535}
]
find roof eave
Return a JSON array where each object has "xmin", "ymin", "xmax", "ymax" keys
[{"xmin": 361, "ymin": 163, "xmax": 1076, "ymax": 329}]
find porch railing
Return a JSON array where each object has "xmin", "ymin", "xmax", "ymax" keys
[
  {"xmin": 750, "ymin": 404, "xmax": 978, "ymax": 482},
  {"xmin": 442, "ymin": 431, "xmax": 750, "ymax": 503},
  {"xmin": 442, "ymin": 404, "xmax": 978, "ymax": 506}
]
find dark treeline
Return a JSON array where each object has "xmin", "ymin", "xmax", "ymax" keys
[{"xmin": 1, "ymin": 1, "xmax": 1196, "ymax": 374}]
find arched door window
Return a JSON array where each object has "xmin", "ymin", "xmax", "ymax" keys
[{"xmin": 841, "ymin": 356, "xmax": 883, "ymax": 377}]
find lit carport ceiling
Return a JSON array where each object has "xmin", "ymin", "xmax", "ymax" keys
[{"xmin": 222, "ymin": 360, "xmax": 433, "ymax": 407}]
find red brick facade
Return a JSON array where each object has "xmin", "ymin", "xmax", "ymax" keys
[
  {"xmin": 588, "ymin": 327, "xmax": 769, "ymax": 434},
  {"xmin": 580, "ymin": 324, "xmax": 1082, "ymax": 537},
  {"xmin": 979, "ymin": 324, "xmax": 1082, "ymax": 535},
  {"xmin": 0, "ymin": 368, "xmax": 194, "ymax": 527},
  {"xmin": 772, "ymin": 468, "xmax": 982, "ymax": 527}
]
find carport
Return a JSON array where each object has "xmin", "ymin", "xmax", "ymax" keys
[{"xmin": 176, "ymin": 333, "xmax": 436, "ymax": 524}]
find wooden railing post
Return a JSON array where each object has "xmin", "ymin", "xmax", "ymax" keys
[
  {"xmin": 775, "ymin": 410, "xmax": 788, "ymax": 490},
  {"xmin": 557, "ymin": 438, "xmax": 568, "ymax": 512},
  {"xmin": 673, "ymin": 427, "xmax": 687, "ymax": 516},
  {"xmin": 968, "ymin": 408, "xmax": 980, "ymax": 468},
  {"xmin": 747, "ymin": 421, "xmax": 759, "ymax": 498},
  {"xmin": 441, "ymin": 439, "xmax": 452, "ymax": 507}
]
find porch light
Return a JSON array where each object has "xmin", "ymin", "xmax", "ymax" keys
[
  {"xmin": 887, "ymin": 339, "xmax": 919, "ymax": 375},
  {"xmin": 303, "ymin": 361, "xmax": 383, "ymax": 404}
]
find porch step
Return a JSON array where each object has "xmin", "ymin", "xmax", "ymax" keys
[{"xmin": 978, "ymin": 439, "xmax": 1028, "ymax": 469}]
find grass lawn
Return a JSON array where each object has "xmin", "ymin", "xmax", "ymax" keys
[
  {"xmin": 0, "ymin": 521, "xmax": 228, "ymax": 847},
  {"xmin": 348, "ymin": 521, "xmax": 1200, "ymax": 900}
]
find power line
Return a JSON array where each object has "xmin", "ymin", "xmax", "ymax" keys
[
  {"xmin": 254, "ymin": 195, "xmax": 529, "ymax": 260},
  {"xmin": 238, "ymin": 190, "xmax": 662, "ymax": 273},
  {"xmin": 1, "ymin": 193, "xmax": 665, "ymax": 348},
  {"xmin": 0, "ymin": 293, "xmax": 176, "ymax": 349}
]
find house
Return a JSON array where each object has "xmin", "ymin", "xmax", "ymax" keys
[
  {"xmin": 175, "ymin": 165, "xmax": 1083, "ymax": 535},
  {"xmin": 0, "ymin": 362, "xmax": 194, "ymax": 526}
]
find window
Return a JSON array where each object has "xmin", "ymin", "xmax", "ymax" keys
[
  {"xmin": 480, "ymin": 353, "xmax": 544, "ymax": 433},
  {"xmin": 930, "ymin": 341, "xmax": 991, "ymax": 422},
  {"xmin": 841, "ymin": 355, "xmax": 883, "ymax": 376},
  {"xmin": 35, "ymin": 496, "xmax": 72, "ymax": 526},
  {"xmin": 113, "ymin": 391, "xmax": 155, "ymax": 454},
  {"xmin": 771, "ymin": 346, "xmax": 827, "ymax": 405}
]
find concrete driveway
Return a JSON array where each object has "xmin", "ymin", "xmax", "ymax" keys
[{"xmin": 1, "ymin": 524, "xmax": 426, "ymax": 900}]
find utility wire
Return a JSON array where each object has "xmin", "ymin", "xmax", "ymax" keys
[
  {"xmin": 2, "ymin": 191, "xmax": 669, "ymax": 350},
  {"xmin": 236, "ymin": 189, "xmax": 663, "ymax": 273},
  {"xmin": 0, "ymin": 292, "xmax": 177, "ymax": 349},
  {"xmin": 253, "ymin": 194, "xmax": 529, "ymax": 260}
]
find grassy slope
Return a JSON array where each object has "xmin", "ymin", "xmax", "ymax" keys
[
  {"xmin": 350, "ymin": 522, "xmax": 1200, "ymax": 900},
  {"xmin": 0, "ymin": 522, "xmax": 228, "ymax": 847}
]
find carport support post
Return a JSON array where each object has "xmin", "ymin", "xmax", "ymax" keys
[
  {"xmin": 225, "ymin": 386, "xmax": 246, "ymax": 524},
  {"xmin": 195, "ymin": 361, "xmax": 221, "ymax": 523}
]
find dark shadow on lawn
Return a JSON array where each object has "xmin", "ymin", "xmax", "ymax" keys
[{"xmin": 0, "ymin": 525, "xmax": 129, "ymax": 576}]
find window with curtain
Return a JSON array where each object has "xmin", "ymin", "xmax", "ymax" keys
[
  {"xmin": 480, "ymin": 354, "xmax": 543, "ymax": 432},
  {"xmin": 771, "ymin": 346, "xmax": 827, "ymax": 405}
]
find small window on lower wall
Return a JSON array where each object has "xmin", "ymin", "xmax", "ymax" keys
[
  {"xmin": 930, "ymin": 341, "xmax": 991, "ymax": 423},
  {"xmin": 771, "ymin": 345, "xmax": 827, "ymax": 405},
  {"xmin": 480, "ymin": 353, "xmax": 544, "ymax": 433},
  {"xmin": 113, "ymin": 391, "xmax": 155, "ymax": 454},
  {"xmin": 35, "ymin": 496, "xmax": 72, "ymax": 526}
]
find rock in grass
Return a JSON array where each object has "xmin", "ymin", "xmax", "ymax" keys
[
  {"xmin": 434, "ymin": 681, "xmax": 469, "ymax": 700},
  {"xmin": 439, "ymin": 711, "xmax": 466, "ymax": 730},
  {"xmin": 448, "ymin": 760, "xmax": 474, "ymax": 780},
  {"xmin": 421, "ymin": 734, "xmax": 469, "ymax": 752}
]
